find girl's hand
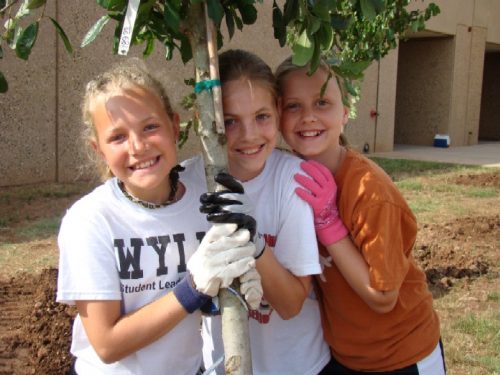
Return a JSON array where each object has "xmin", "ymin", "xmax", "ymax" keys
[
  {"xmin": 200, "ymin": 172, "xmax": 266, "ymax": 258},
  {"xmin": 294, "ymin": 160, "xmax": 348, "ymax": 246},
  {"xmin": 240, "ymin": 267, "xmax": 263, "ymax": 310}
]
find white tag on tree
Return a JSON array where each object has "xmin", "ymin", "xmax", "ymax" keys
[{"xmin": 118, "ymin": 0, "xmax": 140, "ymax": 56}]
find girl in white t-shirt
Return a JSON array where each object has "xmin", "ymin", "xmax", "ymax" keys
[
  {"xmin": 56, "ymin": 59, "xmax": 262, "ymax": 375},
  {"xmin": 200, "ymin": 49, "xmax": 332, "ymax": 375}
]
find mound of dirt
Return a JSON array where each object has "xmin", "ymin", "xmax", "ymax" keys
[
  {"xmin": 0, "ymin": 269, "xmax": 76, "ymax": 375},
  {"xmin": 452, "ymin": 171, "xmax": 500, "ymax": 187}
]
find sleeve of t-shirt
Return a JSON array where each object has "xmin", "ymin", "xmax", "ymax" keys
[
  {"xmin": 352, "ymin": 202, "xmax": 416, "ymax": 291},
  {"xmin": 273, "ymin": 164, "xmax": 321, "ymax": 277},
  {"xmin": 56, "ymin": 203, "xmax": 122, "ymax": 304}
]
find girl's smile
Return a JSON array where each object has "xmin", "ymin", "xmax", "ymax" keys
[
  {"xmin": 223, "ymin": 79, "xmax": 279, "ymax": 182},
  {"xmin": 279, "ymin": 67, "xmax": 348, "ymax": 168},
  {"xmin": 91, "ymin": 85, "xmax": 180, "ymax": 204}
]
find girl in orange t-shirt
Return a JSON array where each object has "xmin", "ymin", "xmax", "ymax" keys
[{"xmin": 275, "ymin": 57, "xmax": 446, "ymax": 374}]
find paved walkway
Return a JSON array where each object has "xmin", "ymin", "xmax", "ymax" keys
[{"xmin": 371, "ymin": 142, "xmax": 500, "ymax": 168}]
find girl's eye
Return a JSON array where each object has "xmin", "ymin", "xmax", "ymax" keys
[
  {"xmin": 256, "ymin": 113, "xmax": 271, "ymax": 122},
  {"xmin": 224, "ymin": 118, "xmax": 237, "ymax": 128},
  {"xmin": 284, "ymin": 102, "xmax": 299, "ymax": 111},
  {"xmin": 317, "ymin": 99, "xmax": 329, "ymax": 107},
  {"xmin": 108, "ymin": 134, "xmax": 126, "ymax": 143},
  {"xmin": 144, "ymin": 123, "xmax": 159, "ymax": 132}
]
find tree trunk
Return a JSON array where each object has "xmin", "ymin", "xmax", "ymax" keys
[{"xmin": 184, "ymin": 4, "xmax": 252, "ymax": 375}]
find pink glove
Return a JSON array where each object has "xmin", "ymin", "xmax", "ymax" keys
[{"xmin": 294, "ymin": 160, "xmax": 348, "ymax": 246}]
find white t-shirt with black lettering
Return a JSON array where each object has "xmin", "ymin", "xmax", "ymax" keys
[
  {"xmin": 57, "ymin": 156, "xmax": 209, "ymax": 375},
  {"xmin": 202, "ymin": 150, "xmax": 330, "ymax": 375}
]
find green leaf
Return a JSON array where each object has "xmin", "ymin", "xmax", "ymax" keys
[
  {"xmin": 27, "ymin": 0, "xmax": 46, "ymax": 10},
  {"xmin": 371, "ymin": 0, "xmax": 385, "ymax": 13},
  {"xmin": 49, "ymin": 17, "xmax": 73, "ymax": 54},
  {"xmin": 164, "ymin": 2, "xmax": 180, "ymax": 32},
  {"xmin": 330, "ymin": 15, "xmax": 352, "ymax": 30},
  {"xmin": 165, "ymin": 42, "xmax": 173, "ymax": 60},
  {"xmin": 283, "ymin": 0, "xmax": 299, "ymax": 25},
  {"xmin": 339, "ymin": 60, "xmax": 371, "ymax": 79},
  {"xmin": 179, "ymin": 35, "xmax": 192, "ymax": 64},
  {"xmin": 234, "ymin": 11, "xmax": 243, "ymax": 30},
  {"xmin": 313, "ymin": 0, "xmax": 335, "ymax": 22},
  {"xmin": 0, "ymin": 45, "xmax": 3, "ymax": 59},
  {"xmin": 225, "ymin": 8, "xmax": 235, "ymax": 39},
  {"xmin": 309, "ymin": 35, "xmax": 322, "ymax": 73},
  {"xmin": 238, "ymin": 4, "xmax": 257, "ymax": 25},
  {"xmin": 206, "ymin": 0, "xmax": 224, "ymax": 25},
  {"xmin": 359, "ymin": 0, "xmax": 376, "ymax": 20},
  {"xmin": 96, "ymin": 0, "xmax": 126, "ymax": 11},
  {"xmin": 0, "ymin": 71, "xmax": 7, "ymax": 93},
  {"xmin": 307, "ymin": 18, "xmax": 322, "ymax": 35},
  {"xmin": 15, "ymin": 1, "xmax": 30, "ymax": 19},
  {"xmin": 317, "ymin": 23, "xmax": 334, "ymax": 50},
  {"xmin": 411, "ymin": 20, "xmax": 419, "ymax": 33},
  {"xmin": 15, "ymin": 22, "xmax": 39, "ymax": 60},
  {"xmin": 81, "ymin": 15, "xmax": 110, "ymax": 48},
  {"xmin": 272, "ymin": 0, "xmax": 286, "ymax": 47},
  {"xmin": 143, "ymin": 37, "xmax": 155, "ymax": 57},
  {"xmin": 292, "ymin": 29, "xmax": 315, "ymax": 67}
]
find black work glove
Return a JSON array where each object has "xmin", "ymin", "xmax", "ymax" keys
[{"xmin": 200, "ymin": 172, "xmax": 266, "ymax": 258}]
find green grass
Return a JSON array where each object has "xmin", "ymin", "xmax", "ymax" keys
[
  {"xmin": 370, "ymin": 159, "xmax": 499, "ymax": 221},
  {"xmin": 450, "ymin": 313, "xmax": 500, "ymax": 373},
  {"xmin": 487, "ymin": 292, "xmax": 500, "ymax": 302},
  {"xmin": 454, "ymin": 313, "xmax": 500, "ymax": 345},
  {"xmin": 18, "ymin": 216, "xmax": 62, "ymax": 240},
  {"xmin": 395, "ymin": 180, "xmax": 424, "ymax": 191},
  {"xmin": 465, "ymin": 187, "xmax": 498, "ymax": 199},
  {"xmin": 369, "ymin": 157, "xmax": 476, "ymax": 181},
  {"xmin": 0, "ymin": 183, "xmax": 88, "ymax": 204}
]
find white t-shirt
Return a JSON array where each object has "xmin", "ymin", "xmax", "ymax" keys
[
  {"xmin": 202, "ymin": 150, "xmax": 330, "ymax": 375},
  {"xmin": 57, "ymin": 156, "xmax": 210, "ymax": 375}
]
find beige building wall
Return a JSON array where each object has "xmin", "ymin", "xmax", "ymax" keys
[
  {"xmin": 395, "ymin": 37, "xmax": 454, "ymax": 145},
  {"xmin": 398, "ymin": 0, "xmax": 500, "ymax": 147},
  {"xmin": 1, "ymin": 1, "xmax": 290, "ymax": 186},
  {"xmin": 0, "ymin": 2, "xmax": 58, "ymax": 186},
  {"xmin": 1, "ymin": 0, "xmax": 500, "ymax": 186}
]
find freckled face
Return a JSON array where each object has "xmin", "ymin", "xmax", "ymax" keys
[
  {"xmin": 91, "ymin": 85, "xmax": 180, "ymax": 204},
  {"xmin": 223, "ymin": 79, "xmax": 279, "ymax": 182},
  {"xmin": 279, "ymin": 68, "xmax": 348, "ymax": 161}
]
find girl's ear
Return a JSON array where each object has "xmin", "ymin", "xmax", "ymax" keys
[
  {"xmin": 342, "ymin": 106, "xmax": 349, "ymax": 125},
  {"xmin": 91, "ymin": 139, "xmax": 105, "ymax": 160}
]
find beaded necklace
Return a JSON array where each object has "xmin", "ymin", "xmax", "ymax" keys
[{"xmin": 118, "ymin": 164, "xmax": 185, "ymax": 209}]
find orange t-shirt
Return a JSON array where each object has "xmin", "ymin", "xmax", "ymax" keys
[{"xmin": 316, "ymin": 149, "xmax": 440, "ymax": 371}]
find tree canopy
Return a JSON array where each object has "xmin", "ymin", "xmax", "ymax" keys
[{"xmin": 1, "ymin": 0, "xmax": 439, "ymax": 94}]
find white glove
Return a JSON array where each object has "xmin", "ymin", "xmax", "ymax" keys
[
  {"xmin": 239, "ymin": 267, "xmax": 263, "ymax": 310},
  {"xmin": 187, "ymin": 223, "xmax": 256, "ymax": 297}
]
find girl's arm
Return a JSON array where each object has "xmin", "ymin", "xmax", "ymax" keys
[
  {"xmin": 73, "ymin": 223, "xmax": 259, "ymax": 363},
  {"xmin": 295, "ymin": 160, "xmax": 399, "ymax": 313},
  {"xmin": 199, "ymin": 172, "xmax": 313, "ymax": 320},
  {"xmin": 77, "ymin": 294, "xmax": 187, "ymax": 363},
  {"xmin": 325, "ymin": 236, "xmax": 399, "ymax": 313},
  {"xmin": 256, "ymin": 246, "xmax": 311, "ymax": 320}
]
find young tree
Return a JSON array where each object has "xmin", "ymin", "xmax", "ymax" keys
[{"xmin": 1, "ymin": 1, "xmax": 439, "ymax": 373}]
